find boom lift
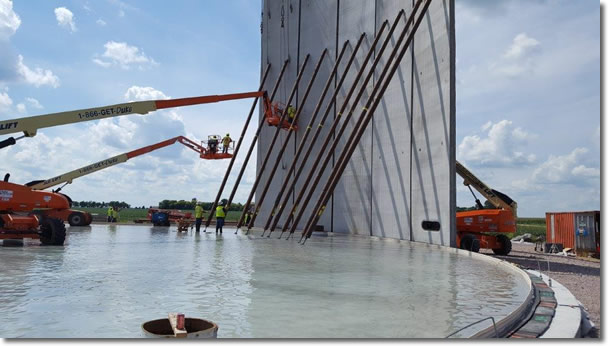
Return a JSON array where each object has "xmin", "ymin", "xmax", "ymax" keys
[
  {"xmin": 0, "ymin": 91, "xmax": 284, "ymax": 245},
  {"xmin": 25, "ymin": 136, "xmax": 227, "ymax": 226},
  {"xmin": 455, "ymin": 160, "xmax": 518, "ymax": 255}
]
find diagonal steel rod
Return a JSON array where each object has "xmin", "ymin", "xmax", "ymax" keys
[
  {"xmin": 246, "ymin": 49, "xmax": 328, "ymax": 233},
  {"xmin": 283, "ymin": 10, "xmax": 406, "ymax": 239},
  {"xmin": 202, "ymin": 64, "xmax": 271, "ymax": 231},
  {"xmin": 204, "ymin": 59, "xmax": 288, "ymax": 233},
  {"xmin": 237, "ymin": 54, "xmax": 311, "ymax": 232},
  {"xmin": 260, "ymin": 39, "xmax": 352, "ymax": 237},
  {"xmin": 272, "ymin": 21, "xmax": 391, "ymax": 239},
  {"xmin": 300, "ymin": 0, "xmax": 432, "ymax": 243}
]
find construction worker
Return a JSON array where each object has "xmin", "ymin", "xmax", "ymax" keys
[
  {"xmin": 287, "ymin": 104, "xmax": 296, "ymax": 124},
  {"xmin": 208, "ymin": 135, "xmax": 218, "ymax": 154},
  {"xmin": 107, "ymin": 206, "xmax": 114, "ymax": 222},
  {"xmin": 222, "ymin": 133, "xmax": 232, "ymax": 154},
  {"xmin": 215, "ymin": 201, "xmax": 227, "ymax": 234},
  {"xmin": 194, "ymin": 203, "xmax": 204, "ymax": 233},
  {"xmin": 111, "ymin": 207, "xmax": 119, "ymax": 223}
]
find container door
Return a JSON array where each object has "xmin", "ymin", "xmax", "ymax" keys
[{"xmin": 575, "ymin": 213, "xmax": 595, "ymax": 253}]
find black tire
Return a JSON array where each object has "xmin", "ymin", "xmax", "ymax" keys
[
  {"xmin": 460, "ymin": 234, "xmax": 480, "ymax": 253},
  {"xmin": 68, "ymin": 212, "xmax": 85, "ymax": 227},
  {"xmin": 39, "ymin": 218, "xmax": 66, "ymax": 245},
  {"xmin": 492, "ymin": 234, "xmax": 512, "ymax": 256}
]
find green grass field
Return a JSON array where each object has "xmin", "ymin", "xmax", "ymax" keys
[
  {"xmin": 76, "ymin": 207, "xmax": 243, "ymax": 223},
  {"xmin": 76, "ymin": 208, "xmax": 548, "ymax": 239},
  {"xmin": 515, "ymin": 217, "xmax": 546, "ymax": 240}
]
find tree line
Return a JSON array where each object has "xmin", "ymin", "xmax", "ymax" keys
[{"xmin": 73, "ymin": 201, "xmax": 134, "ymax": 208}]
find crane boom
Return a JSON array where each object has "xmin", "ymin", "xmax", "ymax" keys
[
  {"xmin": 26, "ymin": 136, "xmax": 206, "ymax": 191},
  {"xmin": 455, "ymin": 160, "xmax": 517, "ymax": 218},
  {"xmin": 0, "ymin": 91, "xmax": 269, "ymax": 148}
]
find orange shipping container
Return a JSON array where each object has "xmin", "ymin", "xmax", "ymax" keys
[
  {"xmin": 545, "ymin": 212, "xmax": 575, "ymax": 249},
  {"xmin": 546, "ymin": 211, "xmax": 600, "ymax": 254}
]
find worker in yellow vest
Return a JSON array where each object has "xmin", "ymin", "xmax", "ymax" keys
[
  {"xmin": 287, "ymin": 104, "xmax": 296, "ymax": 124},
  {"xmin": 111, "ymin": 207, "xmax": 119, "ymax": 223},
  {"xmin": 222, "ymin": 133, "xmax": 232, "ymax": 154},
  {"xmin": 107, "ymin": 206, "xmax": 114, "ymax": 222},
  {"xmin": 194, "ymin": 203, "xmax": 204, "ymax": 233},
  {"xmin": 215, "ymin": 202, "xmax": 227, "ymax": 234}
]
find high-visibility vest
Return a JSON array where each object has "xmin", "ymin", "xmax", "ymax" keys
[
  {"xmin": 112, "ymin": 210, "xmax": 118, "ymax": 218},
  {"xmin": 222, "ymin": 136, "xmax": 231, "ymax": 146},
  {"xmin": 287, "ymin": 106, "xmax": 296, "ymax": 119},
  {"xmin": 195, "ymin": 205, "xmax": 203, "ymax": 218},
  {"xmin": 107, "ymin": 208, "xmax": 113, "ymax": 216},
  {"xmin": 215, "ymin": 206, "xmax": 226, "ymax": 218}
]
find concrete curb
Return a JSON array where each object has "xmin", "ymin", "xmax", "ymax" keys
[{"xmin": 525, "ymin": 270, "xmax": 592, "ymax": 338}]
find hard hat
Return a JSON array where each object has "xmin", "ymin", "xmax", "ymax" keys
[{"xmin": 226, "ymin": 133, "xmax": 230, "ymax": 136}]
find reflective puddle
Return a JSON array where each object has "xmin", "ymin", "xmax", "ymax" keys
[{"xmin": 0, "ymin": 225, "xmax": 529, "ymax": 338}]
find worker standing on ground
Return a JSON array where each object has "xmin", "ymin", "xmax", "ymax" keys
[
  {"xmin": 107, "ymin": 206, "xmax": 114, "ymax": 222},
  {"xmin": 112, "ymin": 207, "xmax": 119, "ymax": 223},
  {"xmin": 287, "ymin": 104, "xmax": 296, "ymax": 124},
  {"xmin": 194, "ymin": 202, "xmax": 204, "ymax": 233},
  {"xmin": 215, "ymin": 202, "xmax": 227, "ymax": 234},
  {"xmin": 222, "ymin": 133, "xmax": 232, "ymax": 154}
]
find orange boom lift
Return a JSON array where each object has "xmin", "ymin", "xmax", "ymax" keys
[
  {"xmin": 24, "ymin": 136, "xmax": 230, "ymax": 226},
  {"xmin": 0, "ymin": 91, "xmax": 284, "ymax": 245},
  {"xmin": 455, "ymin": 161, "xmax": 518, "ymax": 255}
]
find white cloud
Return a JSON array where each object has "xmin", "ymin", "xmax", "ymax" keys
[
  {"xmin": 94, "ymin": 41, "xmax": 157, "ymax": 70},
  {"xmin": 25, "ymin": 97, "xmax": 42, "ymax": 109},
  {"xmin": 16, "ymin": 102, "xmax": 25, "ymax": 113},
  {"xmin": 0, "ymin": 90, "xmax": 12, "ymax": 112},
  {"xmin": 458, "ymin": 120, "xmax": 536, "ymax": 167},
  {"xmin": 16, "ymin": 55, "xmax": 60, "ymax": 88},
  {"xmin": 490, "ymin": 33, "xmax": 541, "ymax": 78},
  {"xmin": 530, "ymin": 148, "xmax": 598, "ymax": 185},
  {"xmin": 92, "ymin": 58, "xmax": 111, "ymax": 68},
  {"xmin": 54, "ymin": 7, "xmax": 77, "ymax": 33},
  {"xmin": 503, "ymin": 33, "xmax": 539, "ymax": 59},
  {"xmin": 96, "ymin": 19, "xmax": 106, "ymax": 26},
  {"xmin": 124, "ymin": 86, "xmax": 169, "ymax": 101},
  {"xmin": 0, "ymin": 0, "xmax": 20, "ymax": 41}
]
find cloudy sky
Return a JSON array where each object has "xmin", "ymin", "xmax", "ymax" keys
[{"xmin": 0, "ymin": 0, "xmax": 601, "ymax": 217}]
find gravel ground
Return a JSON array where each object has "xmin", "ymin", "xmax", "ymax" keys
[{"xmin": 480, "ymin": 241, "xmax": 601, "ymax": 338}]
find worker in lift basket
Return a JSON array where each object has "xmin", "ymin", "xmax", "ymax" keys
[
  {"xmin": 107, "ymin": 206, "xmax": 114, "ymax": 222},
  {"xmin": 287, "ymin": 104, "xmax": 296, "ymax": 123},
  {"xmin": 222, "ymin": 133, "xmax": 232, "ymax": 154},
  {"xmin": 215, "ymin": 201, "xmax": 227, "ymax": 234},
  {"xmin": 208, "ymin": 135, "xmax": 218, "ymax": 154},
  {"xmin": 194, "ymin": 202, "xmax": 204, "ymax": 233}
]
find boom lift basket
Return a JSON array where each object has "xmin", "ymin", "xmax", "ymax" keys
[{"xmin": 264, "ymin": 103, "xmax": 297, "ymax": 131}]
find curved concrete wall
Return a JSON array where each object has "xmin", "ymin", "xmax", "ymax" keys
[{"xmin": 258, "ymin": 0, "xmax": 455, "ymax": 247}]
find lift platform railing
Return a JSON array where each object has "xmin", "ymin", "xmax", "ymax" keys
[
  {"xmin": 201, "ymin": 64, "xmax": 271, "ymax": 230},
  {"xmin": 242, "ymin": 50, "xmax": 328, "ymax": 233},
  {"xmin": 236, "ymin": 54, "xmax": 311, "ymax": 231},
  {"xmin": 273, "ymin": 15, "xmax": 399, "ymax": 239},
  {"xmin": 204, "ymin": 61, "xmax": 288, "ymax": 231},
  {"xmin": 260, "ymin": 39, "xmax": 355, "ymax": 237},
  {"xmin": 281, "ymin": 9, "xmax": 407, "ymax": 239},
  {"xmin": 300, "ymin": 0, "xmax": 432, "ymax": 243}
]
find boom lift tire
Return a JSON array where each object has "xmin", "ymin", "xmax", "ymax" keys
[
  {"xmin": 459, "ymin": 234, "xmax": 480, "ymax": 253},
  {"xmin": 39, "ymin": 218, "xmax": 66, "ymax": 245},
  {"xmin": 492, "ymin": 234, "xmax": 512, "ymax": 256},
  {"xmin": 67, "ymin": 212, "xmax": 85, "ymax": 226}
]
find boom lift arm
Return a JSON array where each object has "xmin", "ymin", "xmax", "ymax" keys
[
  {"xmin": 0, "ymin": 91, "xmax": 277, "ymax": 149},
  {"xmin": 455, "ymin": 160, "xmax": 517, "ymax": 218},
  {"xmin": 25, "ymin": 136, "xmax": 208, "ymax": 192}
]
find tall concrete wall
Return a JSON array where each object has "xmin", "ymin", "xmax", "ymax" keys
[{"xmin": 258, "ymin": 0, "xmax": 455, "ymax": 247}]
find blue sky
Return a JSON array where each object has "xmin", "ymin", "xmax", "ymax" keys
[{"xmin": 0, "ymin": 0, "xmax": 601, "ymax": 217}]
